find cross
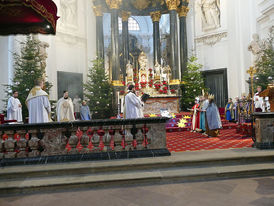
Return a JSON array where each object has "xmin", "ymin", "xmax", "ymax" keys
[{"xmin": 246, "ymin": 66, "xmax": 257, "ymax": 78}]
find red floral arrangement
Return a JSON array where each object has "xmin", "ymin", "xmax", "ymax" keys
[
  {"xmin": 149, "ymin": 73, "xmax": 153, "ymax": 77},
  {"xmin": 163, "ymin": 86, "xmax": 168, "ymax": 91},
  {"xmin": 154, "ymin": 83, "xmax": 161, "ymax": 90},
  {"xmin": 162, "ymin": 81, "xmax": 167, "ymax": 85},
  {"xmin": 159, "ymin": 89, "xmax": 163, "ymax": 93},
  {"xmin": 171, "ymin": 89, "xmax": 176, "ymax": 94},
  {"xmin": 122, "ymin": 81, "xmax": 125, "ymax": 86},
  {"xmin": 120, "ymin": 90, "xmax": 125, "ymax": 95},
  {"xmin": 149, "ymin": 68, "xmax": 152, "ymax": 72},
  {"xmin": 140, "ymin": 81, "xmax": 147, "ymax": 88},
  {"xmin": 163, "ymin": 90, "xmax": 167, "ymax": 94}
]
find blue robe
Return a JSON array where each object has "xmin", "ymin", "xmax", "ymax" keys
[
  {"xmin": 226, "ymin": 103, "xmax": 232, "ymax": 121},
  {"xmin": 80, "ymin": 105, "xmax": 91, "ymax": 120},
  {"xmin": 206, "ymin": 103, "xmax": 222, "ymax": 130}
]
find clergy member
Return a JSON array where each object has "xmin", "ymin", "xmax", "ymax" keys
[
  {"xmin": 80, "ymin": 100, "xmax": 91, "ymax": 120},
  {"xmin": 253, "ymin": 86, "xmax": 264, "ymax": 112},
  {"xmin": 26, "ymin": 79, "xmax": 51, "ymax": 123},
  {"xmin": 56, "ymin": 91, "xmax": 75, "ymax": 122},
  {"xmin": 124, "ymin": 85, "xmax": 144, "ymax": 119},
  {"xmin": 7, "ymin": 91, "xmax": 22, "ymax": 122}
]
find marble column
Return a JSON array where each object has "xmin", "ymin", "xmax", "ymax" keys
[
  {"xmin": 106, "ymin": 0, "xmax": 123, "ymax": 86},
  {"xmin": 166, "ymin": 0, "xmax": 180, "ymax": 85},
  {"xmin": 93, "ymin": 5, "xmax": 104, "ymax": 59},
  {"xmin": 122, "ymin": 11, "xmax": 130, "ymax": 81},
  {"xmin": 150, "ymin": 11, "xmax": 161, "ymax": 65},
  {"xmin": 178, "ymin": 5, "xmax": 189, "ymax": 77}
]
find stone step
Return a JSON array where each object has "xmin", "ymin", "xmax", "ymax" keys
[
  {"xmin": 0, "ymin": 162, "xmax": 274, "ymax": 195},
  {"xmin": 1, "ymin": 149, "xmax": 273, "ymax": 180}
]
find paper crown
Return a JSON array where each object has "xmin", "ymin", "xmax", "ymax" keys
[{"xmin": 208, "ymin": 94, "xmax": 215, "ymax": 100}]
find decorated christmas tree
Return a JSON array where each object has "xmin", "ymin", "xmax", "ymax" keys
[
  {"xmin": 5, "ymin": 35, "xmax": 52, "ymax": 120},
  {"xmin": 84, "ymin": 58, "xmax": 114, "ymax": 119},
  {"xmin": 181, "ymin": 56, "xmax": 207, "ymax": 111},
  {"xmin": 254, "ymin": 30, "xmax": 274, "ymax": 91}
]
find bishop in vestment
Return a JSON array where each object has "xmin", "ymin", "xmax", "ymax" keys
[
  {"xmin": 56, "ymin": 91, "xmax": 75, "ymax": 122},
  {"xmin": 7, "ymin": 91, "xmax": 22, "ymax": 122},
  {"xmin": 26, "ymin": 80, "xmax": 51, "ymax": 124}
]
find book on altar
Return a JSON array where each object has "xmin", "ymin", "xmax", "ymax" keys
[{"xmin": 141, "ymin": 93, "xmax": 150, "ymax": 103}]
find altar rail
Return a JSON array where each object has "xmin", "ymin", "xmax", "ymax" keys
[{"xmin": 0, "ymin": 118, "xmax": 170, "ymax": 166}]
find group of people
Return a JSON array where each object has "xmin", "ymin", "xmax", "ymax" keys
[
  {"xmin": 7, "ymin": 79, "xmax": 91, "ymax": 124},
  {"xmin": 190, "ymin": 94, "xmax": 222, "ymax": 137},
  {"xmin": 225, "ymin": 86, "xmax": 271, "ymax": 123}
]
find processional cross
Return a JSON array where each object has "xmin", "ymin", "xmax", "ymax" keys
[{"xmin": 246, "ymin": 66, "xmax": 257, "ymax": 113}]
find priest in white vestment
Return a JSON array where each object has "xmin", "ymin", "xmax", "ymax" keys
[
  {"xmin": 7, "ymin": 91, "xmax": 22, "ymax": 122},
  {"xmin": 26, "ymin": 79, "xmax": 51, "ymax": 124},
  {"xmin": 56, "ymin": 91, "xmax": 75, "ymax": 122},
  {"xmin": 124, "ymin": 85, "xmax": 144, "ymax": 119}
]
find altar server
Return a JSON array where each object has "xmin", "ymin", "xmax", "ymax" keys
[
  {"xmin": 26, "ymin": 79, "xmax": 51, "ymax": 123},
  {"xmin": 56, "ymin": 91, "xmax": 75, "ymax": 122},
  {"xmin": 80, "ymin": 100, "xmax": 91, "ymax": 120},
  {"xmin": 7, "ymin": 91, "xmax": 22, "ymax": 122}
]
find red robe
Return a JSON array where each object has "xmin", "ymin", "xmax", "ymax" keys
[{"xmin": 191, "ymin": 103, "xmax": 200, "ymax": 131}]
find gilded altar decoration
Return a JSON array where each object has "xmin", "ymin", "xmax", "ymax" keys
[
  {"xmin": 154, "ymin": 61, "xmax": 161, "ymax": 81},
  {"xmin": 178, "ymin": 6, "xmax": 189, "ymax": 17},
  {"xmin": 150, "ymin": 11, "xmax": 161, "ymax": 22},
  {"xmin": 93, "ymin": 5, "xmax": 103, "ymax": 16},
  {"xmin": 106, "ymin": 0, "xmax": 122, "ymax": 9},
  {"xmin": 165, "ymin": 0, "xmax": 180, "ymax": 10},
  {"xmin": 132, "ymin": 0, "xmax": 151, "ymax": 10},
  {"xmin": 126, "ymin": 61, "xmax": 134, "ymax": 83}
]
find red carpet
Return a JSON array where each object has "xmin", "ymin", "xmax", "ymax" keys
[{"xmin": 166, "ymin": 129, "xmax": 253, "ymax": 152}]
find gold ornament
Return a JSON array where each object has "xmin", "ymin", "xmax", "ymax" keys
[
  {"xmin": 169, "ymin": 79, "xmax": 181, "ymax": 85},
  {"xmin": 178, "ymin": 6, "xmax": 189, "ymax": 17},
  {"xmin": 150, "ymin": 11, "xmax": 161, "ymax": 22},
  {"xmin": 112, "ymin": 80, "xmax": 124, "ymax": 86},
  {"xmin": 165, "ymin": 0, "xmax": 180, "ymax": 11},
  {"xmin": 92, "ymin": 5, "xmax": 103, "ymax": 16},
  {"xmin": 106, "ymin": 0, "xmax": 122, "ymax": 9},
  {"xmin": 121, "ymin": 10, "xmax": 131, "ymax": 21}
]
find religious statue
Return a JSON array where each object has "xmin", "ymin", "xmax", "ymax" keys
[
  {"xmin": 138, "ymin": 51, "xmax": 148, "ymax": 83},
  {"xmin": 198, "ymin": 0, "xmax": 220, "ymax": 31},
  {"xmin": 39, "ymin": 41, "xmax": 49, "ymax": 70},
  {"xmin": 154, "ymin": 61, "xmax": 161, "ymax": 81},
  {"xmin": 126, "ymin": 61, "xmax": 133, "ymax": 83},
  {"xmin": 162, "ymin": 65, "xmax": 171, "ymax": 82},
  {"xmin": 248, "ymin": 33, "xmax": 264, "ymax": 64},
  {"xmin": 138, "ymin": 51, "xmax": 148, "ymax": 71},
  {"xmin": 60, "ymin": 0, "xmax": 77, "ymax": 26}
]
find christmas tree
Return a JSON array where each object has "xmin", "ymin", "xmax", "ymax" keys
[
  {"xmin": 181, "ymin": 56, "xmax": 207, "ymax": 111},
  {"xmin": 254, "ymin": 30, "xmax": 274, "ymax": 91},
  {"xmin": 84, "ymin": 58, "xmax": 114, "ymax": 119},
  {"xmin": 5, "ymin": 35, "xmax": 52, "ymax": 120}
]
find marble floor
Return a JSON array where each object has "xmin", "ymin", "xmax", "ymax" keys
[{"xmin": 1, "ymin": 176, "xmax": 274, "ymax": 206}]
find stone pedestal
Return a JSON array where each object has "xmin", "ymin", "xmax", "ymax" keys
[
  {"xmin": 253, "ymin": 112, "xmax": 274, "ymax": 149},
  {"xmin": 143, "ymin": 96, "xmax": 180, "ymax": 114}
]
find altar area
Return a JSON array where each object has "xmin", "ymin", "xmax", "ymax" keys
[{"xmin": 119, "ymin": 51, "xmax": 180, "ymax": 115}]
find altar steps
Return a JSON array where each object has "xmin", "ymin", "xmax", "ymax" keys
[{"xmin": 0, "ymin": 148, "xmax": 273, "ymax": 195}]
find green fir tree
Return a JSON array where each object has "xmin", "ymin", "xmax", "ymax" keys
[
  {"xmin": 84, "ymin": 58, "xmax": 114, "ymax": 119},
  {"xmin": 5, "ymin": 35, "xmax": 52, "ymax": 120},
  {"xmin": 254, "ymin": 30, "xmax": 274, "ymax": 91},
  {"xmin": 181, "ymin": 56, "xmax": 207, "ymax": 111}
]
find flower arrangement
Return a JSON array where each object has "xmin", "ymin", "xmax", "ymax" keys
[
  {"xmin": 162, "ymin": 81, "xmax": 167, "ymax": 85},
  {"xmin": 140, "ymin": 81, "xmax": 147, "ymax": 88},
  {"xmin": 159, "ymin": 89, "xmax": 163, "ymax": 94},
  {"xmin": 149, "ymin": 79, "xmax": 153, "ymax": 87},
  {"xmin": 154, "ymin": 83, "xmax": 161, "ymax": 90},
  {"xmin": 171, "ymin": 89, "xmax": 176, "ymax": 94},
  {"xmin": 119, "ymin": 90, "xmax": 125, "ymax": 95}
]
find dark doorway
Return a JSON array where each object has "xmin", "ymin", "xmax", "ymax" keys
[
  {"xmin": 57, "ymin": 71, "xmax": 83, "ymax": 100},
  {"xmin": 203, "ymin": 68, "xmax": 228, "ymax": 108}
]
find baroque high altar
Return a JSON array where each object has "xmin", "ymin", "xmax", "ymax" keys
[{"xmin": 92, "ymin": 0, "xmax": 190, "ymax": 114}]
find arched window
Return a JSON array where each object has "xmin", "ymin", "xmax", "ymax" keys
[{"xmin": 118, "ymin": 17, "xmax": 140, "ymax": 31}]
